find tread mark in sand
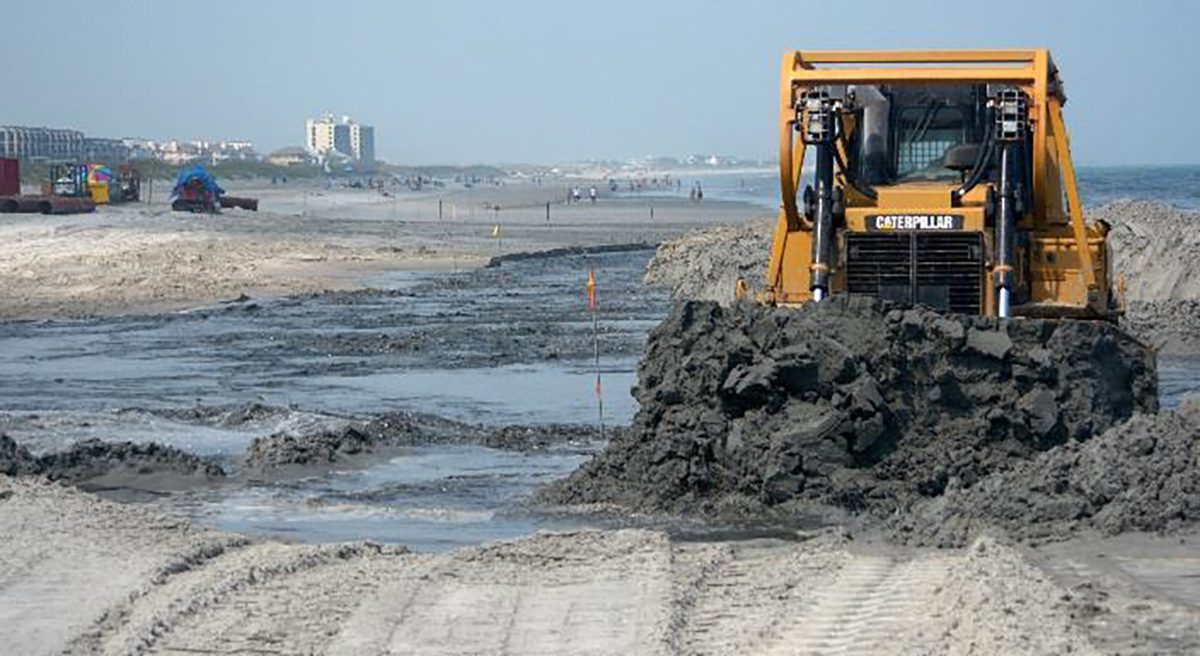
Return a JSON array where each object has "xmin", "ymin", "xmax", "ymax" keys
[{"xmin": 772, "ymin": 555, "xmax": 948, "ymax": 656}]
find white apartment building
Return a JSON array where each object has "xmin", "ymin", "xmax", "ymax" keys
[{"xmin": 305, "ymin": 113, "xmax": 375, "ymax": 165}]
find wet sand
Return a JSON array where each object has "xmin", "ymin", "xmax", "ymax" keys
[{"xmin": 0, "ymin": 181, "xmax": 765, "ymax": 320}]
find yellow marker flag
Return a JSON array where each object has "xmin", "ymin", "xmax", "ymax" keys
[
  {"xmin": 491, "ymin": 224, "xmax": 501, "ymax": 238},
  {"xmin": 587, "ymin": 270, "xmax": 597, "ymax": 310}
]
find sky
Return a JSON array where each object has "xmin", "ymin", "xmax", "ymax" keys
[{"xmin": 0, "ymin": 0, "xmax": 1196, "ymax": 165}]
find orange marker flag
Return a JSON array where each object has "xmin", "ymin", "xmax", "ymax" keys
[{"xmin": 587, "ymin": 270, "xmax": 597, "ymax": 311}]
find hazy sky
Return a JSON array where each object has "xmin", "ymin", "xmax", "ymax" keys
[{"xmin": 1, "ymin": 0, "xmax": 1195, "ymax": 165}]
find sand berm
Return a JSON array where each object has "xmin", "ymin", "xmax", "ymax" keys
[
  {"xmin": 544, "ymin": 200, "xmax": 1200, "ymax": 544},
  {"xmin": 539, "ymin": 296, "xmax": 1200, "ymax": 544}
]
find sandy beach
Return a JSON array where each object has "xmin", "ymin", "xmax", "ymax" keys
[
  {"xmin": 0, "ymin": 180, "xmax": 764, "ymax": 319},
  {"xmin": 2, "ymin": 184, "xmax": 1199, "ymax": 655},
  {"xmin": 5, "ymin": 476, "xmax": 1195, "ymax": 655}
]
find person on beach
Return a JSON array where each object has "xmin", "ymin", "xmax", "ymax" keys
[
  {"xmin": 589, "ymin": 186, "xmax": 597, "ymax": 203},
  {"xmin": 573, "ymin": 187, "xmax": 582, "ymax": 203}
]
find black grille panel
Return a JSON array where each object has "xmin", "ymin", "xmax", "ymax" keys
[{"xmin": 845, "ymin": 232, "xmax": 983, "ymax": 314}]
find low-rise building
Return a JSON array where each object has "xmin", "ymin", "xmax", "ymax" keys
[
  {"xmin": 0, "ymin": 125, "xmax": 84, "ymax": 160},
  {"xmin": 82, "ymin": 137, "xmax": 130, "ymax": 163},
  {"xmin": 268, "ymin": 146, "xmax": 313, "ymax": 167}
]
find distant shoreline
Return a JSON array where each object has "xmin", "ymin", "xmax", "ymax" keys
[{"xmin": 0, "ymin": 181, "xmax": 767, "ymax": 321}]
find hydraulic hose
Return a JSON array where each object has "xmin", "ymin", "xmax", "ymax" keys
[{"xmin": 952, "ymin": 106, "xmax": 996, "ymax": 202}]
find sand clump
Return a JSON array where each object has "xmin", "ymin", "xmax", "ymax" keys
[{"xmin": 543, "ymin": 297, "xmax": 1158, "ymax": 528}]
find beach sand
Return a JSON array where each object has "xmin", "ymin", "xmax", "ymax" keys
[
  {"xmin": 0, "ymin": 180, "xmax": 766, "ymax": 319},
  {"xmin": 11, "ymin": 476, "xmax": 1193, "ymax": 655}
]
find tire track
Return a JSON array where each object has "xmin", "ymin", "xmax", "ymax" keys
[
  {"xmin": 767, "ymin": 554, "xmax": 950, "ymax": 655},
  {"xmin": 669, "ymin": 535, "xmax": 847, "ymax": 655},
  {"xmin": 78, "ymin": 542, "xmax": 402, "ymax": 655}
]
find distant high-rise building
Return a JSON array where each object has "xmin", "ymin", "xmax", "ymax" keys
[
  {"xmin": 351, "ymin": 124, "xmax": 374, "ymax": 165},
  {"xmin": 305, "ymin": 113, "xmax": 375, "ymax": 165},
  {"xmin": 305, "ymin": 115, "xmax": 336, "ymax": 155}
]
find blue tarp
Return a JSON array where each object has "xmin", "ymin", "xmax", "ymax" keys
[{"xmin": 172, "ymin": 165, "xmax": 224, "ymax": 198}]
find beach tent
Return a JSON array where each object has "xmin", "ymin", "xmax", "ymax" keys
[
  {"xmin": 171, "ymin": 165, "xmax": 225, "ymax": 212},
  {"xmin": 172, "ymin": 165, "xmax": 225, "ymax": 198}
]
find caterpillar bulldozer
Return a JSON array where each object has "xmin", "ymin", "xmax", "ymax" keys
[{"xmin": 764, "ymin": 49, "xmax": 1114, "ymax": 319}]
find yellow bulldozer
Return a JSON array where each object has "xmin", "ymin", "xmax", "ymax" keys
[{"xmin": 764, "ymin": 49, "xmax": 1114, "ymax": 319}]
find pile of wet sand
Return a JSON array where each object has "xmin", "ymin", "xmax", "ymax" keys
[
  {"xmin": 895, "ymin": 398, "xmax": 1200, "ymax": 546},
  {"xmin": 644, "ymin": 201, "xmax": 1200, "ymax": 353},
  {"xmin": 642, "ymin": 220, "xmax": 771, "ymax": 303},
  {"xmin": 2, "ymin": 404, "xmax": 603, "ymax": 490},
  {"xmin": 0, "ymin": 434, "xmax": 225, "ymax": 492},
  {"xmin": 1097, "ymin": 200, "xmax": 1200, "ymax": 351},
  {"xmin": 541, "ymin": 297, "xmax": 1182, "ymax": 543}
]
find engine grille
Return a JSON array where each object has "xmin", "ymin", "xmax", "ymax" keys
[{"xmin": 845, "ymin": 232, "xmax": 984, "ymax": 314}]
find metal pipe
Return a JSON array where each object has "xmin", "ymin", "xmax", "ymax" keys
[
  {"xmin": 220, "ymin": 196, "xmax": 259, "ymax": 211},
  {"xmin": 43, "ymin": 197, "xmax": 96, "ymax": 215},
  {"xmin": 810, "ymin": 141, "xmax": 835, "ymax": 300},
  {"xmin": 0, "ymin": 195, "xmax": 51, "ymax": 213},
  {"xmin": 995, "ymin": 143, "xmax": 1016, "ymax": 318}
]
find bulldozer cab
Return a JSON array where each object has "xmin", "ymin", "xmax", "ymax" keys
[
  {"xmin": 852, "ymin": 84, "xmax": 987, "ymax": 184},
  {"xmin": 766, "ymin": 50, "xmax": 1112, "ymax": 319}
]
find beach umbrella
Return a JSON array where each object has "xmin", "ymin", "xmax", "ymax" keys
[{"xmin": 87, "ymin": 165, "xmax": 114, "ymax": 184}]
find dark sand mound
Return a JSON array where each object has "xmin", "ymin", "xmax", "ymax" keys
[
  {"xmin": 895, "ymin": 399, "xmax": 1200, "ymax": 546},
  {"xmin": 0, "ymin": 435, "xmax": 225, "ymax": 491},
  {"xmin": 542, "ymin": 298, "xmax": 1158, "ymax": 525},
  {"xmin": 0, "ymin": 434, "xmax": 41, "ymax": 477}
]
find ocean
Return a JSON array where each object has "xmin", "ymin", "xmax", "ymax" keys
[{"xmin": 650, "ymin": 165, "xmax": 1200, "ymax": 211}]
